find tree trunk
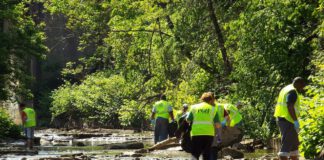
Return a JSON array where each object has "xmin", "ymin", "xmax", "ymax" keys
[{"xmin": 206, "ymin": 0, "xmax": 232, "ymax": 75}]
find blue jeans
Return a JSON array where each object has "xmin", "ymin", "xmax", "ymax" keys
[
  {"xmin": 154, "ymin": 117, "xmax": 169, "ymax": 144},
  {"xmin": 24, "ymin": 127, "xmax": 35, "ymax": 139}
]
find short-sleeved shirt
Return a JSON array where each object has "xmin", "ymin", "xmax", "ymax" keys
[
  {"xmin": 186, "ymin": 108, "xmax": 220, "ymax": 123},
  {"xmin": 286, "ymin": 90, "xmax": 297, "ymax": 104}
]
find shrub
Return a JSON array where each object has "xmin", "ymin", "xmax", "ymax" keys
[{"xmin": 0, "ymin": 108, "xmax": 21, "ymax": 139}]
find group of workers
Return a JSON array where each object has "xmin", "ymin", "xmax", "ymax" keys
[
  {"xmin": 150, "ymin": 92, "xmax": 243, "ymax": 159},
  {"xmin": 151, "ymin": 77, "xmax": 306, "ymax": 160},
  {"xmin": 17, "ymin": 77, "xmax": 305, "ymax": 160}
]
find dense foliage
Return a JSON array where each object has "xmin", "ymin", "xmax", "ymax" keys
[
  {"xmin": 299, "ymin": 50, "xmax": 324, "ymax": 158},
  {"xmin": 1, "ymin": 0, "xmax": 322, "ymax": 158},
  {"xmin": 0, "ymin": 108, "xmax": 21, "ymax": 139},
  {"xmin": 0, "ymin": 0, "xmax": 47, "ymax": 100}
]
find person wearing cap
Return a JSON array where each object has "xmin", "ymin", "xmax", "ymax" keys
[
  {"xmin": 19, "ymin": 103, "xmax": 36, "ymax": 150},
  {"xmin": 176, "ymin": 103, "xmax": 189, "ymax": 123},
  {"xmin": 274, "ymin": 77, "xmax": 306, "ymax": 160},
  {"xmin": 186, "ymin": 92, "xmax": 220, "ymax": 160},
  {"xmin": 151, "ymin": 94, "xmax": 175, "ymax": 144}
]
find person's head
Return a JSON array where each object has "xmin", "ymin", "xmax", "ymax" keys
[
  {"xmin": 182, "ymin": 103, "xmax": 189, "ymax": 112},
  {"xmin": 160, "ymin": 94, "xmax": 167, "ymax": 100},
  {"xmin": 292, "ymin": 77, "xmax": 306, "ymax": 93},
  {"xmin": 19, "ymin": 103, "xmax": 26, "ymax": 110},
  {"xmin": 200, "ymin": 92, "xmax": 215, "ymax": 105}
]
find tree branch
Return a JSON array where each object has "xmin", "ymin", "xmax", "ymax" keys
[
  {"xmin": 110, "ymin": 29, "xmax": 172, "ymax": 37},
  {"xmin": 157, "ymin": 2, "xmax": 219, "ymax": 75},
  {"xmin": 206, "ymin": 0, "xmax": 232, "ymax": 75}
]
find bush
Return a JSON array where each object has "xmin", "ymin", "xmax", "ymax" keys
[
  {"xmin": 0, "ymin": 108, "xmax": 21, "ymax": 139},
  {"xmin": 299, "ymin": 52, "xmax": 324, "ymax": 158}
]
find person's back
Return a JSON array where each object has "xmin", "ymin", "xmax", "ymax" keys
[
  {"xmin": 186, "ymin": 92, "xmax": 219, "ymax": 160},
  {"xmin": 19, "ymin": 103, "xmax": 36, "ymax": 150},
  {"xmin": 150, "ymin": 95, "xmax": 174, "ymax": 144},
  {"xmin": 154, "ymin": 100, "xmax": 170, "ymax": 119},
  {"xmin": 22, "ymin": 107, "xmax": 36, "ymax": 128}
]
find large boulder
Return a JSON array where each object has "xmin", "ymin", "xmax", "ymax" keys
[{"xmin": 212, "ymin": 127, "xmax": 243, "ymax": 148}]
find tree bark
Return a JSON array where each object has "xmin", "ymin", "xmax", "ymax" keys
[{"xmin": 206, "ymin": 0, "xmax": 232, "ymax": 75}]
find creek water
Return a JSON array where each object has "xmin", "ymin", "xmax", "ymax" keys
[{"xmin": 0, "ymin": 129, "xmax": 275, "ymax": 160}]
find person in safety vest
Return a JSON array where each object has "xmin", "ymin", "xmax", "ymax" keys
[
  {"xmin": 19, "ymin": 103, "xmax": 36, "ymax": 150},
  {"xmin": 186, "ymin": 92, "xmax": 220, "ymax": 160},
  {"xmin": 214, "ymin": 102, "xmax": 230, "ymax": 128},
  {"xmin": 274, "ymin": 77, "xmax": 306, "ymax": 160},
  {"xmin": 213, "ymin": 102, "xmax": 229, "ymax": 143},
  {"xmin": 150, "ymin": 94, "xmax": 175, "ymax": 144},
  {"xmin": 224, "ymin": 102, "xmax": 243, "ymax": 127},
  {"xmin": 208, "ymin": 101, "xmax": 230, "ymax": 160},
  {"xmin": 176, "ymin": 103, "xmax": 189, "ymax": 123}
]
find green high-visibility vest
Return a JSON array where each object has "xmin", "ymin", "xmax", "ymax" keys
[
  {"xmin": 224, "ymin": 104, "xmax": 242, "ymax": 127},
  {"xmin": 274, "ymin": 84, "xmax": 301, "ymax": 123},
  {"xmin": 190, "ymin": 102, "xmax": 216, "ymax": 136},
  {"xmin": 154, "ymin": 100, "xmax": 171, "ymax": 119},
  {"xmin": 215, "ymin": 103, "xmax": 225, "ymax": 122},
  {"xmin": 23, "ymin": 107, "xmax": 36, "ymax": 127}
]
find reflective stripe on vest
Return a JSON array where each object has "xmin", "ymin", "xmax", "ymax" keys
[
  {"xmin": 23, "ymin": 108, "xmax": 36, "ymax": 127},
  {"xmin": 224, "ymin": 104, "xmax": 242, "ymax": 127},
  {"xmin": 274, "ymin": 84, "xmax": 300, "ymax": 123},
  {"xmin": 190, "ymin": 102, "xmax": 215, "ymax": 136},
  {"xmin": 154, "ymin": 100, "xmax": 170, "ymax": 119}
]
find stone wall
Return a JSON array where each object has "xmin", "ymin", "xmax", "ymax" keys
[{"xmin": 0, "ymin": 101, "xmax": 21, "ymax": 125}]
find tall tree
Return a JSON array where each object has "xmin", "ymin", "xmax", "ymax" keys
[{"xmin": 0, "ymin": 0, "xmax": 47, "ymax": 101}]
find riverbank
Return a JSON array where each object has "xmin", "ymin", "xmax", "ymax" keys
[{"xmin": 0, "ymin": 128, "xmax": 286, "ymax": 159}]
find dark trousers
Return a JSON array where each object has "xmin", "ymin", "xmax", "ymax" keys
[
  {"xmin": 277, "ymin": 117, "xmax": 299, "ymax": 153},
  {"xmin": 154, "ymin": 117, "xmax": 169, "ymax": 144},
  {"xmin": 191, "ymin": 135, "xmax": 214, "ymax": 160}
]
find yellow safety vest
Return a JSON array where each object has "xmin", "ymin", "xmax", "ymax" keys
[
  {"xmin": 23, "ymin": 107, "xmax": 36, "ymax": 127},
  {"xmin": 190, "ymin": 102, "xmax": 216, "ymax": 136},
  {"xmin": 215, "ymin": 103, "xmax": 225, "ymax": 122},
  {"xmin": 154, "ymin": 100, "xmax": 171, "ymax": 119},
  {"xmin": 274, "ymin": 84, "xmax": 300, "ymax": 123},
  {"xmin": 224, "ymin": 104, "xmax": 242, "ymax": 127}
]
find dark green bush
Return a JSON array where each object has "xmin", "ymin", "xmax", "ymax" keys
[{"xmin": 0, "ymin": 108, "xmax": 21, "ymax": 139}]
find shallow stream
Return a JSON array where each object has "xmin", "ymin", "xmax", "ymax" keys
[{"xmin": 0, "ymin": 129, "xmax": 276, "ymax": 160}]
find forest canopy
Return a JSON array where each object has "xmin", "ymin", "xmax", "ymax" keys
[{"xmin": 0, "ymin": 0, "xmax": 323, "ymax": 158}]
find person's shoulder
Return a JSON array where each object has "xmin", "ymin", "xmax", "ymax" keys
[
  {"xmin": 190, "ymin": 103, "xmax": 200, "ymax": 109},
  {"xmin": 287, "ymin": 90, "xmax": 297, "ymax": 95}
]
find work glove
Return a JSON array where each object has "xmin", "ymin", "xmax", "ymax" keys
[
  {"xmin": 294, "ymin": 120, "xmax": 300, "ymax": 133},
  {"xmin": 217, "ymin": 137, "xmax": 222, "ymax": 144},
  {"xmin": 221, "ymin": 120, "xmax": 227, "ymax": 127},
  {"xmin": 216, "ymin": 128, "xmax": 222, "ymax": 144}
]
